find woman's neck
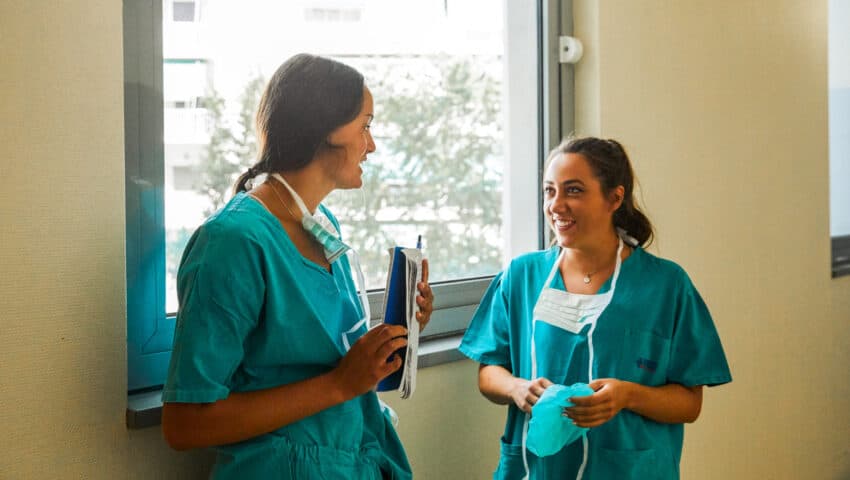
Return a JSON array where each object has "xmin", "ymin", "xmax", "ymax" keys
[
  {"xmin": 562, "ymin": 230, "xmax": 620, "ymax": 274},
  {"xmin": 275, "ymin": 166, "xmax": 334, "ymax": 214}
]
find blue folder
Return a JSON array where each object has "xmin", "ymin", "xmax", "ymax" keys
[{"xmin": 377, "ymin": 246, "xmax": 411, "ymax": 392}]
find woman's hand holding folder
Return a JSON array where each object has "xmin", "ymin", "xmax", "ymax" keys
[
  {"xmin": 331, "ymin": 324, "xmax": 409, "ymax": 400},
  {"xmin": 414, "ymin": 259, "xmax": 434, "ymax": 332}
]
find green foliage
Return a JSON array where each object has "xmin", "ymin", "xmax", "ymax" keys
[
  {"xmin": 233, "ymin": 75, "xmax": 265, "ymax": 168},
  {"xmin": 194, "ymin": 74, "xmax": 265, "ymax": 216},
  {"xmin": 326, "ymin": 56, "xmax": 504, "ymax": 285},
  {"xmin": 187, "ymin": 57, "xmax": 504, "ymax": 287}
]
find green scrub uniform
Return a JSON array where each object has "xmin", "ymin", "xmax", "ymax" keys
[
  {"xmin": 459, "ymin": 247, "xmax": 731, "ymax": 480},
  {"xmin": 163, "ymin": 193, "xmax": 411, "ymax": 479}
]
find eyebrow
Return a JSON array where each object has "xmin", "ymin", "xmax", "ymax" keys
[{"xmin": 543, "ymin": 179, "xmax": 585, "ymax": 186}]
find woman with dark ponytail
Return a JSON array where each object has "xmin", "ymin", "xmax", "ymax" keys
[
  {"xmin": 161, "ymin": 54, "xmax": 432, "ymax": 479},
  {"xmin": 460, "ymin": 137, "xmax": 731, "ymax": 479}
]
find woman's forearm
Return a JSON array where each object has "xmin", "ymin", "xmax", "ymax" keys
[
  {"xmin": 162, "ymin": 370, "xmax": 351, "ymax": 450},
  {"xmin": 478, "ymin": 364, "xmax": 525, "ymax": 406},
  {"xmin": 625, "ymin": 383, "xmax": 703, "ymax": 424},
  {"xmin": 163, "ymin": 323, "xmax": 410, "ymax": 451}
]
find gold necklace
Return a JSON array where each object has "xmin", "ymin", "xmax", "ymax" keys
[
  {"xmin": 582, "ymin": 269, "xmax": 600, "ymax": 285},
  {"xmin": 581, "ymin": 248, "xmax": 619, "ymax": 284},
  {"xmin": 268, "ymin": 180, "xmax": 299, "ymax": 222}
]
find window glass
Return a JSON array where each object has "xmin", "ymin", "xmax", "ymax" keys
[
  {"xmin": 830, "ymin": 0, "xmax": 850, "ymax": 239},
  {"xmin": 162, "ymin": 0, "xmax": 510, "ymax": 311}
]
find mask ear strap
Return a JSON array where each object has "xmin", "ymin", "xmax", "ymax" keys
[
  {"xmin": 349, "ymin": 248, "xmax": 371, "ymax": 322},
  {"xmin": 271, "ymin": 173, "xmax": 311, "ymax": 215},
  {"xmin": 341, "ymin": 248, "xmax": 371, "ymax": 351},
  {"xmin": 543, "ymin": 248, "xmax": 565, "ymax": 288},
  {"xmin": 616, "ymin": 227, "xmax": 639, "ymax": 248}
]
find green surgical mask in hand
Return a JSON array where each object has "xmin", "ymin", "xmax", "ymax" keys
[{"xmin": 526, "ymin": 382, "xmax": 595, "ymax": 457}]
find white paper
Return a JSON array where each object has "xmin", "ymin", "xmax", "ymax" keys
[{"xmin": 399, "ymin": 248, "xmax": 422, "ymax": 399}]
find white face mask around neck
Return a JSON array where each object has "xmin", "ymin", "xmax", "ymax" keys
[
  {"xmin": 269, "ymin": 173, "xmax": 371, "ymax": 349},
  {"xmin": 270, "ymin": 173, "xmax": 350, "ymax": 263},
  {"xmin": 520, "ymin": 237, "xmax": 625, "ymax": 480}
]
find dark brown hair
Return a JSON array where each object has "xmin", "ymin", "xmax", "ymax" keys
[
  {"xmin": 548, "ymin": 137, "xmax": 654, "ymax": 247},
  {"xmin": 233, "ymin": 53, "xmax": 365, "ymax": 194}
]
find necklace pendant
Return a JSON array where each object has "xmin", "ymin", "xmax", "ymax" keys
[{"xmin": 583, "ymin": 275, "xmax": 591, "ymax": 284}]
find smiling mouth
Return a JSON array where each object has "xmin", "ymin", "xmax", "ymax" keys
[{"xmin": 552, "ymin": 218, "xmax": 575, "ymax": 230}]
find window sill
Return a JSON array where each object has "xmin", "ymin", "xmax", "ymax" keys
[
  {"xmin": 126, "ymin": 333, "xmax": 468, "ymax": 429},
  {"xmin": 832, "ymin": 235, "xmax": 850, "ymax": 278}
]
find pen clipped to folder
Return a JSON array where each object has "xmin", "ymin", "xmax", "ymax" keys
[{"xmin": 376, "ymin": 236, "xmax": 424, "ymax": 399}]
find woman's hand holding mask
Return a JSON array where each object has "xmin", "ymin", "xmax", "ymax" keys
[
  {"xmin": 563, "ymin": 378, "xmax": 630, "ymax": 427},
  {"xmin": 511, "ymin": 377, "xmax": 554, "ymax": 414}
]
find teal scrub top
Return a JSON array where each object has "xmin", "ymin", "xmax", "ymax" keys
[
  {"xmin": 459, "ymin": 247, "xmax": 732, "ymax": 480},
  {"xmin": 162, "ymin": 193, "xmax": 412, "ymax": 480}
]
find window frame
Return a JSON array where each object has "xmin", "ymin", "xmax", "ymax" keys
[
  {"xmin": 125, "ymin": 0, "xmax": 173, "ymax": 392},
  {"xmin": 124, "ymin": 0, "xmax": 573, "ymax": 395}
]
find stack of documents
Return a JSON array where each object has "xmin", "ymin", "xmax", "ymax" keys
[{"xmin": 376, "ymin": 246, "xmax": 423, "ymax": 399}]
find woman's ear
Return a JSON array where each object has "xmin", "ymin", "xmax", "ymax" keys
[
  {"xmin": 609, "ymin": 185, "xmax": 625, "ymax": 212},
  {"xmin": 324, "ymin": 136, "xmax": 341, "ymax": 148},
  {"xmin": 325, "ymin": 124, "xmax": 347, "ymax": 149},
  {"xmin": 323, "ymin": 129, "xmax": 339, "ymax": 149}
]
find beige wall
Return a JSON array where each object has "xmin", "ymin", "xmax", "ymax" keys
[
  {"xmin": 380, "ymin": 361, "xmax": 505, "ymax": 479},
  {"xmin": 0, "ymin": 1, "xmax": 211, "ymax": 477},
  {"xmin": 575, "ymin": 0, "xmax": 850, "ymax": 478},
  {"xmin": 1, "ymin": 1, "xmax": 847, "ymax": 479}
]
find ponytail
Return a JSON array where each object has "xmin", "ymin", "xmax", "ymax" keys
[
  {"xmin": 233, "ymin": 164, "xmax": 260, "ymax": 195},
  {"xmin": 612, "ymin": 195, "xmax": 653, "ymax": 247}
]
